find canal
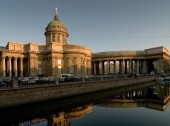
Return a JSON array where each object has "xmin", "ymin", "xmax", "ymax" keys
[{"xmin": 0, "ymin": 81, "xmax": 170, "ymax": 126}]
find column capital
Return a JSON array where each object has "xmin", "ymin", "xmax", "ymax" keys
[
  {"xmin": 14, "ymin": 57, "xmax": 18, "ymax": 60},
  {"xmin": 1, "ymin": 56, "xmax": 6, "ymax": 60}
]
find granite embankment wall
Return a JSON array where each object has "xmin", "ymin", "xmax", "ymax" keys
[{"xmin": 0, "ymin": 77, "xmax": 156, "ymax": 108}]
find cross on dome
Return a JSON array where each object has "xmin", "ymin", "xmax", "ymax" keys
[
  {"xmin": 54, "ymin": 7, "xmax": 59, "ymax": 20},
  {"xmin": 55, "ymin": 8, "xmax": 58, "ymax": 15}
]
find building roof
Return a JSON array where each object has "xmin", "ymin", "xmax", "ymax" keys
[
  {"xmin": 93, "ymin": 50, "xmax": 144, "ymax": 57},
  {"xmin": 45, "ymin": 8, "xmax": 68, "ymax": 33}
]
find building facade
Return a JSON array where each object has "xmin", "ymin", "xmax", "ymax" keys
[
  {"xmin": 0, "ymin": 9, "xmax": 92, "ymax": 77},
  {"xmin": 92, "ymin": 46, "xmax": 170, "ymax": 75},
  {"xmin": 0, "ymin": 9, "xmax": 170, "ymax": 77}
]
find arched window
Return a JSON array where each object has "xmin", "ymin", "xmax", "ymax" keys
[{"xmin": 52, "ymin": 34, "xmax": 55, "ymax": 42}]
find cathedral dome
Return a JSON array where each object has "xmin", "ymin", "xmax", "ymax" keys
[
  {"xmin": 45, "ymin": 8, "xmax": 68, "ymax": 34},
  {"xmin": 44, "ymin": 8, "xmax": 69, "ymax": 45}
]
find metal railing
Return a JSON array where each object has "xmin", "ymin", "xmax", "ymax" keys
[{"xmin": 0, "ymin": 74, "xmax": 155, "ymax": 90}]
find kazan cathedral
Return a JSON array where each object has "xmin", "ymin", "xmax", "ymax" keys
[
  {"xmin": 0, "ymin": 9, "xmax": 92, "ymax": 77},
  {"xmin": 0, "ymin": 9, "xmax": 170, "ymax": 78}
]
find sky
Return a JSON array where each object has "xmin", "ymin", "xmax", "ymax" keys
[{"xmin": 1, "ymin": 0, "xmax": 170, "ymax": 52}]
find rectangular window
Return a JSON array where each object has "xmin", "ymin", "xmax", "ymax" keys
[{"xmin": 58, "ymin": 59, "xmax": 61, "ymax": 65}]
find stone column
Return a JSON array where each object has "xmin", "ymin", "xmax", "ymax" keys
[
  {"xmin": 54, "ymin": 34, "xmax": 56, "ymax": 42},
  {"xmin": 136, "ymin": 60, "xmax": 139, "ymax": 74},
  {"xmin": 58, "ymin": 34, "xmax": 61, "ymax": 43},
  {"xmin": 107, "ymin": 60, "xmax": 110, "ymax": 74},
  {"xmin": 160, "ymin": 58, "xmax": 164, "ymax": 74},
  {"xmin": 144, "ymin": 60, "xmax": 147, "ymax": 74},
  {"xmin": 55, "ymin": 57, "xmax": 58, "ymax": 75},
  {"xmin": 131, "ymin": 60, "xmax": 134, "ymax": 74},
  {"xmin": 29, "ymin": 57, "xmax": 34, "ymax": 76},
  {"xmin": 83, "ymin": 59, "xmax": 86, "ymax": 75},
  {"xmin": 125, "ymin": 60, "xmax": 127, "ymax": 74},
  {"xmin": 134, "ymin": 60, "xmax": 137, "ymax": 74},
  {"xmin": 120, "ymin": 60, "xmax": 124, "ymax": 74},
  {"xmin": 96, "ymin": 61, "xmax": 100, "ymax": 75},
  {"xmin": 87, "ymin": 60, "xmax": 92, "ymax": 75},
  {"xmin": 84, "ymin": 59, "xmax": 87, "ymax": 75},
  {"xmin": 20, "ymin": 57, "xmax": 23, "ymax": 77},
  {"xmin": 74, "ymin": 57, "xmax": 78, "ymax": 75},
  {"xmin": 36, "ymin": 57, "xmax": 39, "ymax": 76},
  {"xmin": 92, "ymin": 62, "xmax": 94, "ymax": 75},
  {"xmin": 52, "ymin": 56, "xmax": 56, "ymax": 76},
  {"xmin": 102, "ymin": 61, "xmax": 105, "ymax": 75},
  {"xmin": 14, "ymin": 57, "xmax": 18, "ymax": 77},
  {"xmin": 94, "ymin": 62, "xmax": 96, "ymax": 75},
  {"xmin": 129, "ymin": 60, "xmax": 132, "ymax": 74},
  {"xmin": 2, "ymin": 57, "xmax": 6, "ymax": 76},
  {"xmin": 140, "ymin": 60, "xmax": 144, "ymax": 74},
  {"xmin": 119, "ymin": 60, "xmax": 121, "ymax": 73},
  {"xmin": 60, "ymin": 58, "xmax": 63, "ymax": 74},
  {"xmin": 114, "ymin": 60, "xmax": 116, "ymax": 74},
  {"xmin": 8, "ymin": 57, "xmax": 12, "ymax": 77},
  {"xmin": 99, "ymin": 61, "xmax": 102, "ymax": 74}
]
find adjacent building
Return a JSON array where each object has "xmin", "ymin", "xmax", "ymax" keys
[{"xmin": 92, "ymin": 46, "xmax": 170, "ymax": 75}]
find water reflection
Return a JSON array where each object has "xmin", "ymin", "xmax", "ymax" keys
[
  {"xmin": 17, "ymin": 105, "xmax": 92, "ymax": 126},
  {"xmin": 0, "ymin": 82, "xmax": 169, "ymax": 126},
  {"xmin": 100, "ymin": 84, "xmax": 170, "ymax": 111}
]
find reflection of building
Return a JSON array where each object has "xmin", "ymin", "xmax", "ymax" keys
[
  {"xmin": 49, "ymin": 105, "xmax": 92, "ymax": 126},
  {"xmin": 19, "ymin": 118, "xmax": 48, "ymax": 126},
  {"xmin": 17, "ymin": 105, "xmax": 92, "ymax": 126},
  {"xmin": 0, "ymin": 9, "xmax": 92, "ymax": 77},
  {"xmin": 100, "ymin": 84, "xmax": 170, "ymax": 111},
  {"xmin": 65, "ymin": 105, "xmax": 92, "ymax": 119},
  {"xmin": 49, "ymin": 112, "xmax": 70, "ymax": 126}
]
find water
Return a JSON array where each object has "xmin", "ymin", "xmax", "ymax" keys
[
  {"xmin": 70, "ymin": 106, "xmax": 170, "ymax": 126},
  {"xmin": 0, "ymin": 82, "xmax": 170, "ymax": 126}
]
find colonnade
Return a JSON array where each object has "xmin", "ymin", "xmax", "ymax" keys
[
  {"xmin": 1, "ymin": 56, "xmax": 24, "ymax": 77},
  {"xmin": 114, "ymin": 84, "xmax": 170, "ymax": 100},
  {"xmin": 92, "ymin": 59, "xmax": 148, "ymax": 75},
  {"xmin": 116, "ymin": 88, "xmax": 148, "ymax": 99},
  {"xmin": 0, "ymin": 55, "xmax": 92, "ymax": 77},
  {"xmin": 46, "ymin": 33, "xmax": 67, "ymax": 44}
]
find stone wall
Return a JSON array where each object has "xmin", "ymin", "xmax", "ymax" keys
[{"xmin": 0, "ymin": 77, "xmax": 155, "ymax": 108}]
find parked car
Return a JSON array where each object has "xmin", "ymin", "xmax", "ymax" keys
[
  {"xmin": 47, "ymin": 76, "xmax": 57, "ymax": 82},
  {"xmin": 59, "ymin": 74, "xmax": 72, "ymax": 82},
  {"xmin": 19, "ymin": 77, "xmax": 34, "ymax": 84}
]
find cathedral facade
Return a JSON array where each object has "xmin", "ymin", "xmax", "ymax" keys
[{"xmin": 0, "ymin": 9, "xmax": 92, "ymax": 77}]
